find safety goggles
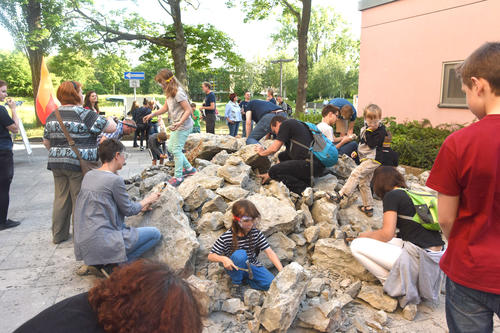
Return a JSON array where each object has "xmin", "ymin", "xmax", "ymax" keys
[{"xmin": 233, "ymin": 216, "xmax": 256, "ymax": 224}]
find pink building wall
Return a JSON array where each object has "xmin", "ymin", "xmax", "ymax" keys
[{"xmin": 358, "ymin": 0, "xmax": 499, "ymax": 126}]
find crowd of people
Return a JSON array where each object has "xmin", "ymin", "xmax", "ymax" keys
[{"xmin": 0, "ymin": 42, "xmax": 499, "ymax": 333}]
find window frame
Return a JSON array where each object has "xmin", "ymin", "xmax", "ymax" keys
[{"xmin": 438, "ymin": 61, "xmax": 468, "ymax": 109}]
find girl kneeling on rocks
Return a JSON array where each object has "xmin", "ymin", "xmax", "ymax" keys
[{"xmin": 208, "ymin": 200, "xmax": 283, "ymax": 298}]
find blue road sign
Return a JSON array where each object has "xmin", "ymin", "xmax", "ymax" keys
[{"xmin": 124, "ymin": 72, "xmax": 145, "ymax": 80}]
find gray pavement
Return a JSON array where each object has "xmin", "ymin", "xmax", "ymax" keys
[{"xmin": 0, "ymin": 141, "xmax": 150, "ymax": 333}]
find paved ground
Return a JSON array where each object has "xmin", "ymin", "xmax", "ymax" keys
[
  {"xmin": 1, "ymin": 140, "xmax": 499, "ymax": 333},
  {"xmin": 0, "ymin": 141, "xmax": 150, "ymax": 333}
]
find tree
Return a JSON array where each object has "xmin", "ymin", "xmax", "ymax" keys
[
  {"xmin": 0, "ymin": 51, "xmax": 33, "ymax": 97},
  {"xmin": 0, "ymin": 0, "xmax": 67, "ymax": 123},
  {"xmin": 227, "ymin": 0, "xmax": 311, "ymax": 114}
]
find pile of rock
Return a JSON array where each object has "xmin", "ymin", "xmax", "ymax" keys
[{"xmin": 124, "ymin": 133, "xmax": 434, "ymax": 333}]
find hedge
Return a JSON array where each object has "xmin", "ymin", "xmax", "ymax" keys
[{"xmin": 294, "ymin": 113, "xmax": 459, "ymax": 170}]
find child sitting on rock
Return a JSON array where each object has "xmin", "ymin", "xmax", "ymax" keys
[
  {"xmin": 148, "ymin": 131, "xmax": 169, "ymax": 166},
  {"xmin": 335, "ymin": 104, "xmax": 387, "ymax": 216},
  {"xmin": 208, "ymin": 200, "xmax": 283, "ymax": 299},
  {"xmin": 375, "ymin": 132, "xmax": 399, "ymax": 167}
]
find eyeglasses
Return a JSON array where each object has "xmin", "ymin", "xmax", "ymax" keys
[{"xmin": 120, "ymin": 152, "xmax": 130, "ymax": 160}]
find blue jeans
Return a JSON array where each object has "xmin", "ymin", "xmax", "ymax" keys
[
  {"xmin": 246, "ymin": 112, "xmax": 287, "ymax": 145},
  {"xmin": 191, "ymin": 126, "xmax": 201, "ymax": 134},
  {"xmin": 338, "ymin": 141, "xmax": 360, "ymax": 164},
  {"xmin": 228, "ymin": 121, "xmax": 240, "ymax": 137},
  {"xmin": 167, "ymin": 128, "xmax": 193, "ymax": 178},
  {"xmin": 226, "ymin": 249, "xmax": 275, "ymax": 291},
  {"xmin": 126, "ymin": 227, "xmax": 162, "ymax": 261},
  {"xmin": 445, "ymin": 277, "xmax": 500, "ymax": 333},
  {"xmin": 242, "ymin": 119, "xmax": 253, "ymax": 137},
  {"xmin": 149, "ymin": 123, "xmax": 159, "ymax": 135}
]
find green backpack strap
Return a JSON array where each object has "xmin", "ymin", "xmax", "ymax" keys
[{"xmin": 396, "ymin": 188, "xmax": 441, "ymax": 231}]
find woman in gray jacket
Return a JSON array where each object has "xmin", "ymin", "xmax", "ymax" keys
[{"xmin": 74, "ymin": 139, "xmax": 161, "ymax": 273}]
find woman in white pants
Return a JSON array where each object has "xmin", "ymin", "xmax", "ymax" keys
[{"xmin": 350, "ymin": 166, "xmax": 444, "ymax": 283}]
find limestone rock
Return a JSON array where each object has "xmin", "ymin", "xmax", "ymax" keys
[
  {"xmin": 222, "ymin": 298, "xmax": 246, "ymax": 314},
  {"xmin": 338, "ymin": 201, "xmax": 383, "ymax": 232},
  {"xmin": 199, "ymin": 163, "xmax": 220, "ymax": 177},
  {"xmin": 402, "ymin": 303, "xmax": 418, "ymax": 321},
  {"xmin": 186, "ymin": 275, "xmax": 218, "ymax": 315},
  {"xmin": 216, "ymin": 186, "xmax": 249, "ymax": 201},
  {"xmin": 301, "ymin": 203, "xmax": 314, "ymax": 227},
  {"xmin": 306, "ymin": 277, "xmax": 324, "ymax": 297},
  {"xmin": 196, "ymin": 212, "xmax": 225, "ymax": 233},
  {"xmin": 237, "ymin": 144, "xmax": 272, "ymax": 172},
  {"xmin": 185, "ymin": 133, "xmax": 242, "ymax": 160},
  {"xmin": 201, "ymin": 195, "xmax": 228, "ymax": 214},
  {"xmin": 211, "ymin": 150, "xmax": 230, "ymax": 166},
  {"xmin": 177, "ymin": 180, "xmax": 212, "ymax": 211},
  {"xmin": 297, "ymin": 299, "xmax": 344, "ymax": 332},
  {"xmin": 217, "ymin": 160, "xmax": 251, "ymax": 187},
  {"xmin": 196, "ymin": 230, "xmax": 224, "ymax": 264},
  {"xmin": 353, "ymin": 318, "xmax": 370, "ymax": 333},
  {"xmin": 373, "ymin": 310, "xmax": 388, "ymax": 325},
  {"xmin": 139, "ymin": 173, "xmax": 168, "ymax": 194},
  {"xmin": 313, "ymin": 174, "xmax": 338, "ymax": 192},
  {"xmin": 311, "ymin": 197, "xmax": 338, "ymax": 226},
  {"xmin": 247, "ymin": 194, "xmax": 301, "ymax": 236},
  {"xmin": 312, "ymin": 239, "xmax": 376, "ymax": 282},
  {"xmin": 357, "ymin": 283, "xmax": 398, "ymax": 313},
  {"xmin": 126, "ymin": 185, "xmax": 199, "ymax": 274},
  {"xmin": 266, "ymin": 232, "xmax": 296, "ymax": 262},
  {"xmin": 304, "ymin": 226, "xmax": 320, "ymax": 243},
  {"xmin": 289, "ymin": 233, "xmax": 306, "ymax": 246},
  {"xmin": 317, "ymin": 222, "xmax": 335, "ymax": 239},
  {"xmin": 262, "ymin": 181, "xmax": 293, "ymax": 206},
  {"xmin": 366, "ymin": 319, "xmax": 384, "ymax": 331},
  {"xmin": 302, "ymin": 187, "xmax": 314, "ymax": 206},
  {"xmin": 258, "ymin": 262, "xmax": 310, "ymax": 332},
  {"xmin": 185, "ymin": 173, "xmax": 225, "ymax": 191},
  {"xmin": 244, "ymin": 289, "xmax": 264, "ymax": 307},
  {"xmin": 330, "ymin": 154, "xmax": 357, "ymax": 179},
  {"xmin": 344, "ymin": 280, "xmax": 362, "ymax": 298}
]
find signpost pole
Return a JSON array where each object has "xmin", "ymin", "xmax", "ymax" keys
[{"xmin": 134, "ymin": 87, "xmax": 136, "ymax": 101}]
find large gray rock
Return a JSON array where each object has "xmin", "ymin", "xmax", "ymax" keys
[
  {"xmin": 357, "ymin": 283, "xmax": 398, "ymax": 313},
  {"xmin": 259, "ymin": 232, "xmax": 296, "ymax": 267},
  {"xmin": 247, "ymin": 194, "xmax": 301, "ymax": 236},
  {"xmin": 258, "ymin": 262, "xmax": 310, "ymax": 332},
  {"xmin": 338, "ymin": 202, "xmax": 383, "ymax": 233},
  {"xmin": 216, "ymin": 186, "xmax": 249, "ymax": 201},
  {"xmin": 201, "ymin": 195, "xmax": 228, "ymax": 214},
  {"xmin": 211, "ymin": 150, "xmax": 230, "ymax": 166},
  {"xmin": 217, "ymin": 157, "xmax": 251, "ymax": 187},
  {"xmin": 139, "ymin": 173, "xmax": 168, "ymax": 194},
  {"xmin": 184, "ymin": 133, "xmax": 242, "ymax": 160},
  {"xmin": 330, "ymin": 154, "xmax": 357, "ymax": 179},
  {"xmin": 177, "ymin": 180, "xmax": 212, "ymax": 211},
  {"xmin": 304, "ymin": 226, "xmax": 320, "ymax": 243},
  {"xmin": 312, "ymin": 238, "xmax": 376, "ymax": 282},
  {"xmin": 180, "ymin": 172, "xmax": 225, "ymax": 191},
  {"xmin": 236, "ymin": 144, "xmax": 272, "ymax": 172},
  {"xmin": 311, "ymin": 197, "xmax": 339, "ymax": 226},
  {"xmin": 186, "ymin": 275, "xmax": 218, "ymax": 315},
  {"xmin": 196, "ymin": 212, "xmax": 225, "ymax": 234},
  {"xmin": 127, "ymin": 185, "xmax": 199, "ymax": 274},
  {"xmin": 296, "ymin": 299, "xmax": 345, "ymax": 332},
  {"xmin": 196, "ymin": 230, "xmax": 224, "ymax": 264},
  {"xmin": 313, "ymin": 174, "xmax": 338, "ymax": 192}
]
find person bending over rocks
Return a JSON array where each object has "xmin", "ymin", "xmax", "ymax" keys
[
  {"xmin": 148, "ymin": 131, "xmax": 169, "ymax": 166},
  {"xmin": 15, "ymin": 260, "xmax": 202, "ymax": 333},
  {"xmin": 74, "ymin": 139, "xmax": 162, "ymax": 276},
  {"xmin": 208, "ymin": 200, "xmax": 283, "ymax": 299},
  {"xmin": 256, "ymin": 116, "xmax": 325, "ymax": 195}
]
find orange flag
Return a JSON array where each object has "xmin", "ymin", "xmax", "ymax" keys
[{"xmin": 36, "ymin": 57, "xmax": 59, "ymax": 125}]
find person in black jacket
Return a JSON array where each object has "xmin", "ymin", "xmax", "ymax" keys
[
  {"xmin": 133, "ymin": 98, "xmax": 152, "ymax": 150},
  {"xmin": 375, "ymin": 132, "xmax": 399, "ymax": 167},
  {"xmin": 335, "ymin": 104, "xmax": 387, "ymax": 216}
]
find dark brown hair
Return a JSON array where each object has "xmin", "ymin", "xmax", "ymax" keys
[
  {"xmin": 322, "ymin": 104, "xmax": 340, "ymax": 118},
  {"xmin": 372, "ymin": 166, "xmax": 407, "ymax": 199},
  {"xmin": 130, "ymin": 100, "xmax": 139, "ymax": 113},
  {"xmin": 0, "ymin": 80, "xmax": 6, "ymax": 88},
  {"xmin": 88, "ymin": 260, "xmax": 202, "ymax": 333},
  {"xmin": 229, "ymin": 93, "xmax": 237, "ymax": 102},
  {"xmin": 155, "ymin": 69, "xmax": 178, "ymax": 98},
  {"xmin": 270, "ymin": 115, "xmax": 286, "ymax": 128},
  {"xmin": 57, "ymin": 81, "xmax": 83, "ymax": 105},
  {"xmin": 457, "ymin": 42, "xmax": 500, "ymax": 96},
  {"xmin": 98, "ymin": 139, "xmax": 125, "ymax": 163},
  {"xmin": 230, "ymin": 200, "xmax": 261, "ymax": 253},
  {"xmin": 340, "ymin": 104, "xmax": 353, "ymax": 120},
  {"xmin": 83, "ymin": 91, "xmax": 99, "ymax": 112},
  {"xmin": 158, "ymin": 132, "xmax": 168, "ymax": 141}
]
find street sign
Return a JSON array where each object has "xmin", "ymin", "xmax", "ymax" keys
[
  {"xmin": 129, "ymin": 79, "xmax": 140, "ymax": 88},
  {"xmin": 124, "ymin": 72, "xmax": 145, "ymax": 80}
]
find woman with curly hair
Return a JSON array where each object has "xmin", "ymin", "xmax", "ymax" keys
[{"xmin": 14, "ymin": 260, "xmax": 203, "ymax": 333}]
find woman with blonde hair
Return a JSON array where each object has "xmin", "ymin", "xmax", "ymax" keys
[{"xmin": 144, "ymin": 69, "xmax": 195, "ymax": 187}]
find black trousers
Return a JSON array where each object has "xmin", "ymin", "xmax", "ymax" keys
[
  {"xmin": 136, "ymin": 124, "xmax": 150, "ymax": 147},
  {"xmin": 0, "ymin": 150, "xmax": 13, "ymax": 223},
  {"xmin": 205, "ymin": 113, "xmax": 216, "ymax": 134},
  {"xmin": 268, "ymin": 151, "xmax": 324, "ymax": 194}
]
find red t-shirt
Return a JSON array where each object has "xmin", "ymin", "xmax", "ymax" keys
[{"xmin": 427, "ymin": 114, "xmax": 500, "ymax": 294}]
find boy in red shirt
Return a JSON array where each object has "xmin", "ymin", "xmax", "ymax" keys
[{"xmin": 426, "ymin": 42, "xmax": 500, "ymax": 333}]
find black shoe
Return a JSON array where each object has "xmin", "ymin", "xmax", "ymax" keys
[
  {"xmin": 94, "ymin": 263, "xmax": 118, "ymax": 278},
  {"xmin": 133, "ymin": 144, "xmax": 139, "ymax": 148},
  {"xmin": 0, "ymin": 219, "xmax": 20, "ymax": 231}
]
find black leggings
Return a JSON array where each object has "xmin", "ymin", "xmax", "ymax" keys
[
  {"xmin": 0, "ymin": 150, "xmax": 13, "ymax": 223},
  {"xmin": 136, "ymin": 124, "xmax": 150, "ymax": 147}
]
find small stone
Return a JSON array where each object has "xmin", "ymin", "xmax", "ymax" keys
[
  {"xmin": 244, "ymin": 289, "xmax": 263, "ymax": 307},
  {"xmin": 344, "ymin": 280, "xmax": 362, "ymax": 298},
  {"xmin": 357, "ymin": 283, "xmax": 398, "ymax": 312},
  {"xmin": 290, "ymin": 233, "xmax": 307, "ymax": 246},
  {"xmin": 402, "ymin": 303, "xmax": 418, "ymax": 321},
  {"xmin": 211, "ymin": 150, "xmax": 230, "ymax": 165},
  {"xmin": 304, "ymin": 226, "xmax": 320, "ymax": 243},
  {"xmin": 302, "ymin": 187, "xmax": 314, "ymax": 206},
  {"xmin": 216, "ymin": 186, "xmax": 249, "ymax": 201},
  {"xmin": 201, "ymin": 195, "xmax": 228, "ymax": 214},
  {"xmin": 222, "ymin": 298, "xmax": 245, "ymax": 314},
  {"xmin": 340, "ymin": 278, "xmax": 351, "ymax": 288},
  {"xmin": 373, "ymin": 310, "xmax": 388, "ymax": 325},
  {"xmin": 366, "ymin": 319, "xmax": 384, "ymax": 331},
  {"xmin": 301, "ymin": 203, "xmax": 314, "ymax": 227},
  {"xmin": 353, "ymin": 317, "xmax": 370, "ymax": 333},
  {"xmin": 306, "ymin": 277, "xmax": 324, "ymax": 297},
  {"xmin": 317, "ymin": 222, "xmax": 335, "ymax": 239}
]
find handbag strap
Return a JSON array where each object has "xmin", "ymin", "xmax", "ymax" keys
[{"xmin": 53, "ymin": 108, "xmax": 85, "ymax": 163}]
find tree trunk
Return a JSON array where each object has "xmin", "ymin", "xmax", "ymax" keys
[
  {"xmin": 168, "ymin": 0, "xmax": 188, "ymax": 89},
  {"xmin": 23, "ymin": 0, "xmax": 45, "ymax": 125},
  {"xmin": 294, "ymin": 0, "xmax": 311, "ymax": 116}
]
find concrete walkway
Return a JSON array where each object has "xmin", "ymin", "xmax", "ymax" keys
[{"xmin": 0, "ymin": 141, "xmax": 151, "ymax": 333}]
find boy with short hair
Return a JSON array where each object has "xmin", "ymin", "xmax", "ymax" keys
[
  {"xmin": 191, "ymin": 103, "xmax": 201, "ymax": 133},
  {"xmin": 335, "ymin": 104, "xmax": 387, "ymax": 216},
  {"xmin": 426, "ymin": 42, "xmax": 500, "ymax": 333},
  {"xmin": 148, "ymin": 131, "xmax": 169, "ymax": 165}
]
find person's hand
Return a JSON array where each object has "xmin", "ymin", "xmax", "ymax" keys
[
  {"xmin": 160, "ymin": 154, "xmax": 167, "ymax": 159},
  {"xmin": 143, "ymin": 114, "xmax": 153, "ymax": 123},
  {"xmin": 143, "ymin": 192, "xmax": 161, "ymax": 207},
  {"xmin": 221, "ymin": 257, "xmax": 238, "ymax": 271},
  {"xmin": 6, "ymin": 98, "xmax": 16, "ymax": 111},
  {"xmin": 255, "ymin": 146, "xmax": 265, "ymax": 156},
  {"xmin": 170, "ymin": 122, "xmax": 181, "ymax": 131}
]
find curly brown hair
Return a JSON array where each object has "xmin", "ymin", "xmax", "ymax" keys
[{"xmin": 88, "ymin": 260, "xmax": 202, "ymax": 333}]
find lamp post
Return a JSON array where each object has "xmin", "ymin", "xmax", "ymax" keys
[{"xmin": 271, "ymin": 58, "xmax": 293, "ymax": 97}]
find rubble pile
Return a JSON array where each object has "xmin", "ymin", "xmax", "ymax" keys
[{"xmin": 124, "ymin": 133, "xmax": 435, "ymax": 333}]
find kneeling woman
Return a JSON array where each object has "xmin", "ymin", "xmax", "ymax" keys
[
  {"xmin": 350, "ymin": 166, "xmax": 445, "ymax": 305},
  {"xmin": 208, "ymin": 200, "xmax": 283, "ymax": 296},
  {"xmin": 74, "ymin": 139, "xmax": 162, "ymax": 273}
]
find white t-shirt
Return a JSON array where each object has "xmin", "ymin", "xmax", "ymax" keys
[{"xmin": 317, "ymin": 121, "xmax": 334, "ymax": 142}]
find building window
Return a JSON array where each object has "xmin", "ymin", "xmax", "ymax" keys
[{"xmin": 439, "ymin": 61, "xmax": 467, "ymax": 108}]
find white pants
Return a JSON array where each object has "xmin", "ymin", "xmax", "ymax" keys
[{"xmin": 350, "ymin": 237, "xmax": 404, "ymax": 283}]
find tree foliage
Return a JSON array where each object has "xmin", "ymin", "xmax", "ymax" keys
[{"xmin": 0, "ymin": 51, "xmax": 33, "ymax": 96}]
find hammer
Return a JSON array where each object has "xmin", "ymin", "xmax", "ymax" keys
[{"xmin": 237, "ymin": 260, "xmax": 253, "ymax": 280}]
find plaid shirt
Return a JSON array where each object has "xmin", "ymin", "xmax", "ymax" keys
[{"xmin": 97, "ymin": 121, "xmax": 123, "ymax": 144}]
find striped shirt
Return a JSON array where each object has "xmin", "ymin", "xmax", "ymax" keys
[
  {"xmin": 97, "ymin": 121, "xmax": 123, "ymax": 144},
  {"xmin": 210, "ymin": 228, "xmax": 270, "ymax": 266}
]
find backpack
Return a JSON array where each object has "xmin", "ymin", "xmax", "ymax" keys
[
  {"xmin": 290, "ymin": 121, "xmax": 339, "ymax": 186},
  {"xmin": 397, "ymin": 188, "xmax": 441, "ymax": 231}
]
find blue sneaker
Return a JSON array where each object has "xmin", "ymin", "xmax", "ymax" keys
[
  {"xmin": 168, "ymin": 177, "xmax": 184, "ymax": 187},
  {"xmin": 182, "ymin": 167, "xmax": 197, "ymax": 177}
]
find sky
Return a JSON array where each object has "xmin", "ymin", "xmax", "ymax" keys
[{"xmin": 0, "ymin": 0, "xmax": 361, "ymax": 63}]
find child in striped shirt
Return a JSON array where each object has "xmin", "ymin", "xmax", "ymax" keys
[{"xmin": 208, "ymin": 200, "xmax": 283, "ymax": 297}]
